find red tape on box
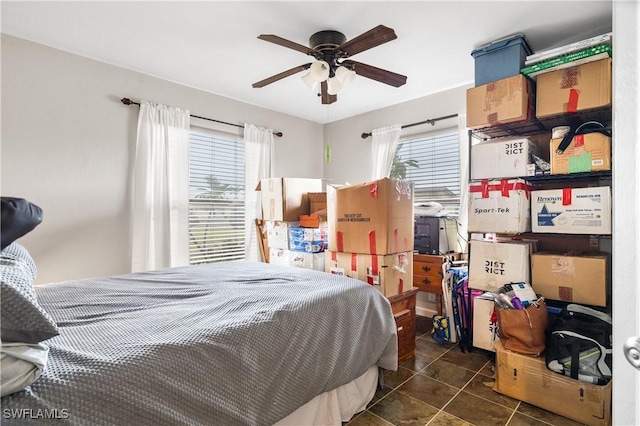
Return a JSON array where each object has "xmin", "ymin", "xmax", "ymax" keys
[
  {"xmin": 566, "ymin": 88, "xmax": 580, "ymax": 113},
  {"xmin": 398, "ymin": 279, "xmax": 404, "ymax": 295},
  {"xmin": 369, "ymin": 182, "xmax": 378, "ymax": 198},
  {"xmin": 574, "ymin": 134, "xmax": 584, "ymax": 147},
  {"xmin": 393, "ymin": 229, "xmax": 399, "ymax": 253},
  {"xmin": 369, "ymin": 231, "xmax": 377, "ymax": 255},
  {"xmin": 562, "ymin": 188, "xmax": 573, "ymax": 206},
  {"xmin": 351, "ymin": 253, "xmax": 357, "ymax": 272},
  {"xmin": 331, "ymin": 251, "xmax": 337, "ymax": 262},
  {"xmin": 470, "ymin": 180, "xmax": 534, "ymax": 199},
  {"xmin": 337, "ymin": 231, "xmax": 344, "ymax": 252},
  {"xmin": 371, "ymin": 255, "xmax": 378, "ymax": 276}
]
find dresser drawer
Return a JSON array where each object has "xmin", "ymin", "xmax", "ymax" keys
[
  {"xmin": 389, "ymin": 288, "xmax": 418, "ymax": 314},
  {"xmin": 413, "ymin": 254, "xmax": 445, "ymax": 294},
  {"xmin": 394, "ymin": 308, "xmax": 416, "ymax": 365}
]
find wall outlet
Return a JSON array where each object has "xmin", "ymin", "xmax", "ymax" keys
[{"xmin": 427, "ymin": 293, "xmax": 437, "ymax": 302}]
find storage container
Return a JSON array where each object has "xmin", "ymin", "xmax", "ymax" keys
[{"xmin": 471, "ymin": 34, "xmax": 532, "ymax": 86}]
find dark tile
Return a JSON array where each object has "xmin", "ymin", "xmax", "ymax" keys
[
  {"xmin": 439, "ymin": 347, "xmax": 493, "ymax": 372},
  {"xmin": 444, "ymin": 391, "xmax": 513, "ymax": 425},
  {"xmin": 429, "ymin": 411, "xmax": 473, "ymax": 425},
  {"xmin": 415, "ymin": 336, "xmax": 451, "ymax": 359},
  {"xmin": 420, "ymin": 358, "xmax": 476, "ymax": 388},
  {"xmin": 400, "ymin": 352, "xmax": 433, "ymax": 372},
  {"xmin": 397, "ymin": 373, "xmax": 459, "ymax": 409},
  {"xmin": 368, "ymin": 385, "xmax": 393, "ymax": 408},
  {"xmin": 517, "ymin": 402, "xmax": 586, "ymax": 426},
  {"xmin": 507, "ymin": 412, "xmax": 551, "ymax": 426},
  {"xmin": 369, "ymin": 391, "xmax": 439, "ymax": 426},
  {"xmin": 462, "ymin": 374, "xmax": 519, "ymax": 409},
  {"xmin": 416, "ymin": 314, "xmax": 432, "ymax": 337},
  {"xmin": 478, "ymin": 360, "xmax": 496, "ymax": 378},
  {"xmin": 382, "ymin": 366, "xmax": 416, "ymax": 389},
  {"xmin": 345, "ymin": 410, "xmax": 393, "ymax": 426}
]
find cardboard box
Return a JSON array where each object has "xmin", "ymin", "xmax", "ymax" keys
[
  {"xmin": 325, "ymin": 251, "xmax": 413, "ymax": 297},
  {"xmin": 265, "ymin": 220, "xmax": 294, "ymax": 249},
  {"xmin": 536, "ymin": 58, "xmax": 612, "ymax": 118},
  {"xmin": 468, "ymin": 179, "xmax": 534, "ymax": 234},
  {"xmin": 288, "ymin": 225, "xmax": 328, "ymax": 253},
  {"xmin": 471, "ymin": 134, "xmax": 549, "ymax": 180},
  {"xmin": 472, "ymin": 297, "xmax": 500, "ymax": 352},
  {"xmin": 308, "ymin": 192, "xmax": 327, "ymax": 214},
  {"xmin": 327, "ymin": 178, "xmax": 414, "ymax": 255},
  {"xmin": 531, "ymin": 252, "xmax": 608, "ymax": 306},
  {"xmin": 494, "ymin": 341, "xmax": 612, "ymax": 426},
  {"xmin": 257, "ymin": 178, "xmax": 322, "ymax": 221},
  {"xmin": 466, "ymin": 74, "xmax": 534, "ymax": 129},
  {"xmin": 468, "ymin": 240, "xmax": 531, "ymax": 291},
  {"xmin": 531, "ymin": 186, "xmax": 611, "ymax": 234},
  {"xmin": 299, "ymin": 214, "xmax": 326, "ymax": 228},
  {"xmin": 550, "ymin": 133, "xmax": 611, "ymax": 175},
  {"xmin": 269, "ymin": 248, "xmax": 325, "ymax": 271}
]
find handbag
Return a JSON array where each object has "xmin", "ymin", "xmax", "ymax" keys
[{"xmin": 496, "ymin": 298, "xmax": 549, "ymax": 356}]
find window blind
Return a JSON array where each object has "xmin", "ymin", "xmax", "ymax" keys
[
  {"xmin": 189, "ymin": 128, "xmax": 245, "ymax": 264},
  {"xmin": 395, "ymin": 130, "xmax": 461, "ymax": 217}
]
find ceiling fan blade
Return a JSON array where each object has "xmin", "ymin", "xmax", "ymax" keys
[
  {"xmin": 252, "ymin": 63, "xmax": 312, "ymax": 88},
  {"xmin": 343, "ymin": 60, "xmax": 407, "ymax": 87},
  {"xmin": 337, "ymin": 25, "xmax": 397, "ymax": 57},
  {"xmin": 258, "ymin": 34, "xmax": 320, "ymax": 56},
  {"xmin": 320, "ymin": 81, "xmax": 337, "ymax": 104}
]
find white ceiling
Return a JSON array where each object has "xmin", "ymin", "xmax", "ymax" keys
[{"xmin": 1, "ymin": 1, "xmax": 612, "ymax": 124}]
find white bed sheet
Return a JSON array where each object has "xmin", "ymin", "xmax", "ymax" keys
[{"xmin": 274, "ymin": 365, "xmax": 379, "ymax": 426}]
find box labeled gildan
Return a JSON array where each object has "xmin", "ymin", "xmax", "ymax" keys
[
  {"xmin": 325, "ymin": 251, "xmax": 413, "ymax": 298},
  {"xmin": 468, "ymin": 240, "xmax": 531, "ymax": 291},
  {"xmin": 468, "ymin": 179, "xmax": 534, "ymax": 234},
  {"xmin": 257, "ymin": 178, "xmax": 322, "ymax": 221},
  {"xmin": 531, "ymin": 186, "xmax": 611, "ymax": 234},
  {"xmin": 494, "ymin": 341, "xmax": 612, "ymax": 426},
  {"xmin": 471, "ymin": 134, "xmax": 549, "ymax": 180},
  {"xmin": 327, "ymin": 178, "xmax": 414, "ymax": 255},
  {"xmin": 536, "ymin": 58, "xmax": 612, "ymax": 118},
  {"xmin": 550, "ymin": 133, "xmax": 611, "ymax": 175},
  {"xmin": 531, "ymin": 252, "xmax": 608, "ymax": 306},
  {"xmin": 466, "ymin": 74, "xmax": 534, "ymax": 129}
]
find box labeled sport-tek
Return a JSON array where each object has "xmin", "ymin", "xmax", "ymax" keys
[
  {"xmin": 327, "ymin": 178, "xmax": 414, "ymax": 255},
  {"xmin": 468, "ymin": 179, "xmax": 534, "ymax": 234},
  {"xmin": 531, "ymin": 186, "xmax": 611, "ymax": 234}
]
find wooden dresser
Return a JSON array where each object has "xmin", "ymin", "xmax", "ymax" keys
[
  {"xmin": 413, "ymin": 253, "xmax": 461, "ymax": 315},
  {"xmin": 387, "ymin": 288, "xmax": 419, "ymax": 366}
]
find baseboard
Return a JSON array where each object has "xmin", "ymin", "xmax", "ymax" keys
[{"xmin": 416, "ymin": 306, "xmax": 438, "ymax": 318}]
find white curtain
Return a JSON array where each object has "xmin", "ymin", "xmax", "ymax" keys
[
  {"xmin": 244, "ymin": 124, "xmax": 274, "ymax": 262},
  {"xmin": 371, "ymin": 124, "xmax": 402, "ymax": 180},
  {"xmin": 457, "ymin": 113, "xmax": 470, "ymax": 254},
  {"xmin": 131, "ymin": 100, "xmax": 190, "ymax": 272}
]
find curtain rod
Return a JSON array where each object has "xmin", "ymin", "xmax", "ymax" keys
[
  {"xmin": 361, "ymin": 113, "xmax": 458, "ymax": 139},
  {"xmin": 120, "ymin": 98, "xmax": 283, "ymax": 137}
]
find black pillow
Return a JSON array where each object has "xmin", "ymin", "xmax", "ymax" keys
[{"xmin": 1, "ymin": 197, "xmax": 43, "ymax": 250}]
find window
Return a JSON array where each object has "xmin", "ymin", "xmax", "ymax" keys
[
  {"xmin": 189, "ymin": 128, "xmax": 245, "ymax": 264},
  {"xmin": 393, "ymin": 129, "xmax": 461, "ymax": 217}
]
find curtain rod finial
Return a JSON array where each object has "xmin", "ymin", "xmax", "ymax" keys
[
  {"xmin": 274, "ymin": 131, "xmax": 283, "ymax": 138},
  {"xmin": 361, "ymin": 132, "xmax": 371, "ymax": 139},
  {"xmin": 121, "ymin": 97, "xmax": 134, "ymax": 105}
]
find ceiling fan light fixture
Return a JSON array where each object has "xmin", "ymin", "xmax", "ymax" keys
[
  {"xmin": 335, "ymin": 66, "xmax": 356, "ymax": 88},
  {"xmin": 327, "ymin": 76, "xmax": 343, "ymax": 95},
  {"xmin": 309, "ymin": 60, "xmax": 330, "ymax": 82},
  {"xmin": 301, "ymin": 71, "xmax": 319, "ymax": 90}
]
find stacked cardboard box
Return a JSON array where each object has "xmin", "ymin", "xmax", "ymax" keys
[
  {"xmin": 324, "ymin": 178, "xmax": 415, "ymax": 297},
  {"xmin": 257, "ymin": 178, "xmax": 328, "ymax": 271}
]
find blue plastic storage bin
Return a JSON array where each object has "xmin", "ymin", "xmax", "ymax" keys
[{"xmin": 471, "ymin": 34, "xmax": 532, "ymax": 86}]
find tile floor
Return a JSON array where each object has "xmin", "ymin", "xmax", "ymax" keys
[{"xmin": 345, "ymin": 316, "xmax": 586, "ymax": 426}]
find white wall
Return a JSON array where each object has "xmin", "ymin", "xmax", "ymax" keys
[{"xmin": 1, "ymin": 34, "xmax": 324, "ymax": 284}]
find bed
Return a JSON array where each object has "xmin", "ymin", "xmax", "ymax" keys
[{"xmin": 0, "ymin": 245, "xmax": 398, "ymax": 425}]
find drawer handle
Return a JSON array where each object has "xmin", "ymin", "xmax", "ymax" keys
[
  {"xmin": 422, "ymin": 265, "xmax": 431, "ymax": 272},
  {"xmin": 397, "ymin": 326, "xmax": 404, "ymax": 332},
  {"xmin": 422, "ymin": 278, "xmax": 431, "ymax": 285}
]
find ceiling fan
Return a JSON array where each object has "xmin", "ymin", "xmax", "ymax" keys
[{"xmin": 252, "ymin": 25, "xmax": 407, "ymax": 104}]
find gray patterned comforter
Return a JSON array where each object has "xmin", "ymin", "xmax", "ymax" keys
[{"xmin": 1, "ymin": 261, "xmax": 397, "ymax": 425}]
